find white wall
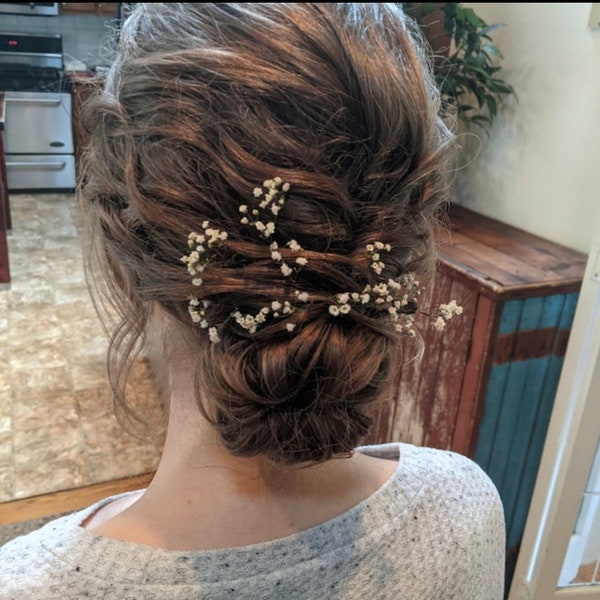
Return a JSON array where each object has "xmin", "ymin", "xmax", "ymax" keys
[{"xmin": 454, "ymin": 3, "xmax": 600, "ymax": 254}]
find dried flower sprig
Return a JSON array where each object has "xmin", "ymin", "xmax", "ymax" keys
[
  {"xmin": 181, "ymin": 178, "xmax": 463, "ymax": 342},
  {"xmin": 325, "ymin": 272, "xmax": 423, "ymax": 336},
  {"xmin": 239, "ymin": 177, "xmax": 290, "ymax": 238},
  {"xmin": 366, "ymin": 241, "xmax": 392, "ymax": 275},
  {"xmin": 433, "ymin": 300, "xmax": 464, "ymax": 331}
]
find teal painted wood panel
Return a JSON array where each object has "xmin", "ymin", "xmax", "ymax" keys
[
  {"xmin": 499, "ymin": 299, "xmax": 524, "ymax": 335},
  {"xmin": 559, "ymin": 292, "xmax": 579, "ymax": 330},
  {"xmin": 474, "ymin": 365, "xmax": 510, "ymax": 471},
  {"xmin": 487, "ymin": 297, "xmax": 546, "ymax": 487},
  {"xmin": 508, "ymin": 355, "xmax": 565, "ymax": 547},
  {"xmin": 474, "ymin": 299, "xmax": 523, "ymax": 471},
  {"xmin": 500, "ymin": 295, "xmax": 565, "ymax": 520},
  {"xmin": 488, "ymin": 361, "xmax": 530, "ymax": 488},
  {"xmin": 473, "ymin": 292, "xmax": 577, "ymax": 550},
  {"xmin": 501, "ymin": 356, "xmax": 550, "ymax": 524},
  {"xmin": 507, "ymin": 293, "xmax": 578, "ymax": 547}
]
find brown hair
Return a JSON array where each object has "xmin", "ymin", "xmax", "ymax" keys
[{"xmin": 81, "ymin": 3, "xmax": 451, "ymax": 465}]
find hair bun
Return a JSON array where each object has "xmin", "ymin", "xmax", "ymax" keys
[{"xmin": 203, "ymin": 319, "xmax": 390, "ymax": 464}]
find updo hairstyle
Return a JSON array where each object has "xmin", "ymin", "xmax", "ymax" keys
[{"xmin": 81, "ymin": 3, "xmax": 452, "ymax": 465}]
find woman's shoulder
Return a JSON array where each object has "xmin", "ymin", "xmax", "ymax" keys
[
  {"xmin": 360, "ymin": 441, "xmax": 498, "ymax": 482},
  {"xmin": 358, "ymin": 441, "xmax": 505, "ymax": 526}
]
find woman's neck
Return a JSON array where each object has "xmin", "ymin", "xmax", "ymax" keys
[{"xmin": 84, "ymin": 389, "xmax": 397, "ymax": 550}]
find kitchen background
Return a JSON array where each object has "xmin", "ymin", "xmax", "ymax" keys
[
  {"xmin": 0, "ymin": 3, "xmax": 166, "ymax": 504},
  {"xmin": 1, "ymin": 10, "xmax": 116, "ymax": 72}
]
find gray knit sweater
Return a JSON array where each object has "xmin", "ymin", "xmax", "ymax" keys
[{"xmin": 0, "ymin": 443, "xmax": 506, "ymax": 599}]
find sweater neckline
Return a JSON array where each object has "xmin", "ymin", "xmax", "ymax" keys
[{"xmin": 38, "ymin": 442, "xmax": 430, "ymax": 585}]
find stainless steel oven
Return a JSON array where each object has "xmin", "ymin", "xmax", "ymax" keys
[
  {"xmin": 0, "ymin": 4, "xmax": 59, "ymax": 17},
  {"xmin": 0, "ymin": 32, "xmax": 75, "ymax": 192}
]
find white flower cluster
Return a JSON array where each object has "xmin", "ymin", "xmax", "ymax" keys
[
  {"xmin": 239, "ymin": 177, "xmax": 290, "ymax": 238},
  {"xmin": 181, "ymin": 181, "xmax": 463, "ymax": 343},
  {"xmin": 232, "ymin": 299, "xmax": 296, "ymax": 335},
  {"xmin": 326, "ymin": 268, "xmax": 423, "ymax": 336},
  {"xmin": 181, "ymin": 221, "xmax": 228, "ymax": 287},
  {"xmin": 367, "ymin": 241, "xmax": 392, "ymax": 275},
  {"xmin": 434, "ymin": 300, "xmax": 464, "ymax": 332},
  {"xmin": 181, "ymin": 222, "xmax": 228, "ymax": 331},
  {"xmin": 268, "ymin": 240, "xmax": 307, "ymax": 278},
  {"xmin": 241, "ymin": 178, "xmax": 308, "ymax": 278}
]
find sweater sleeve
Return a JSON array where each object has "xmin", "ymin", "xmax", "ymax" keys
[{"xmin": 434, "ymin": 450, "xmax": 507, "ymax": 600}]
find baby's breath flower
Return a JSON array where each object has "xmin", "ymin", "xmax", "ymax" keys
[
  {"xmin": 264, "ymin": 222, "xmax": 276, "ymax": 237},
  {"xmin": 434, "ymin": 316, "xmax": 446, "ymax": 332},
  {"xmin": 439, "ymin": 300, "xmax": 463, "ymax": 320},
  {"xmin": 184, "ymin": 179, "xmax": 462, "ymax": 342}
]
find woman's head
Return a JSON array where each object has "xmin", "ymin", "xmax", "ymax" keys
[{"xmin": 81, "ymin": 3, "xmax": 452, "ymax": 465}]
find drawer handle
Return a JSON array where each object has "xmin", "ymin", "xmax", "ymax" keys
[
  {"xmin": 7, "ymin": 161, "xmax": 66, "ymax": 170},
  {"xmin": 5, "ymin": 98, "xmax": 62, "ymax": 106}
]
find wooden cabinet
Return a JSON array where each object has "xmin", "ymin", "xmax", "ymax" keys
[
  {"xmin": 60, "ymin": 3, "xmax": 119, "ymax": 17},
  {"xmin": 367, "ymin": 203, "xmax": 586, "ymax": 577}
]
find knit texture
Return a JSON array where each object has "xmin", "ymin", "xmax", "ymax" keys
[{"xmin": 0, "ymin": 443, "xmax": 506, "ymax": 599}]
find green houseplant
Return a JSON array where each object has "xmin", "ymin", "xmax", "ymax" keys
[{"xmin": 403, "ymin": 3, "xmax": 516, "ymax": 132}]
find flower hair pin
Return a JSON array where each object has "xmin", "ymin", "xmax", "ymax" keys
[{"xmin": 181, "ymin": 178, "xmax": 463, "ymax": 342}]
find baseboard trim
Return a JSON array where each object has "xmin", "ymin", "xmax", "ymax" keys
[{"xmin": 0, "ymin": 472, "xmax": 155, "ymax": 525}]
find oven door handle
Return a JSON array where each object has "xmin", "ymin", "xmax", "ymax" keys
[
  {"xmin": 5, "ymin": 97, "xmax": 63, "ymax": 106},
  {"xmin": 7, "ymin": 161, "xmax": 67, "ymax": 170}
]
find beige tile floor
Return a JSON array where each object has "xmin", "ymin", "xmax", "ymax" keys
[{"xmin": 0, "ymin": 193, "xmax": 165, "ymax": 502}]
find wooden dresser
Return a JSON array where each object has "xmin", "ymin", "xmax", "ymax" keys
[{"xmin": 368, "ymin": 203, "xmax": 586, "ymax": 567}]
